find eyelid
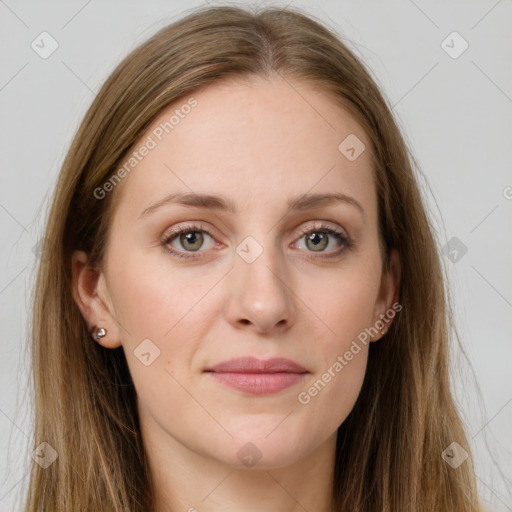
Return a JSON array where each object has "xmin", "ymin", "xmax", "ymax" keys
[{"xmin": 296, "ymin": 221, "xmax": 349, "ymax": 239}]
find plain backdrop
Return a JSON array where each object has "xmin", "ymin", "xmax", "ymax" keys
[{"xmin": 1, "ymin": 1, "xmax": 511, "ymax": 510}]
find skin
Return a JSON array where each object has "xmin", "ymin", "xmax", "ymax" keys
[{"xmin": 72, "ymin": 75, "xmax": 401, "ymax": 512}]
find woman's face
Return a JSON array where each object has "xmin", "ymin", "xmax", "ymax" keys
[{"xmin": 73, "ymin": 75, "xmax": 399, "ymax": 471}]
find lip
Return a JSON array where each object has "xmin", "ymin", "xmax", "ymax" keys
[
  {"xmin": 204, "ymin": 356, "xmax": 307, "ymax": 374},
  {"xmin": 204, "ymin": 357, "xmax": 308, "ymax": 395}
]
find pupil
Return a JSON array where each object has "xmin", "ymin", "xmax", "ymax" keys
[
  {"xmin": 182, "ymin": 232, "xmax": 203, "ymax": 251},
  {"xmin": 308, "ymin": 232, "xmax": 327, "ymax": 251}
]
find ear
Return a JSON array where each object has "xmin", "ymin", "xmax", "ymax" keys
[
  {"xmin": 370, "ymin": 248, "xmax": 401, "ymax": 341},
  {"xmin": 71, "ymin": 250, "xmax": 122, "ymax": 349}
]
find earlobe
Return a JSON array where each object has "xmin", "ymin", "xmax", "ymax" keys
[{"xmin": 71, "ymin": 250, "xmax": 121, "ymax": 349}]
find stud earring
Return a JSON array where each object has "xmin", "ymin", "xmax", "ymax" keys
[{"xmin": 91, "ymin": 326, "xmax": 107, "ymax": 342}]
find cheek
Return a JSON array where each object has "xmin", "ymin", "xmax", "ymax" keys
[
  {"xmin": 107, "ymin": 257, "xmax": 219, "ymax": 416},
  {"xmin": 106, "ymin": 251, "xmax": 237, "ymax": 406},
  {"xmin": 310, "ymin": 262, "xmax": 382, "ymax": 349},
  {"xmin": 295, "ymin": 256, "xmax": 380, "ymax": 403},
  {"xmin": 295, "ymin": 272, "xmax": 375, "ymax": 431},
  {"xmin": 108, "ymin": 249, "xmax": 223, "ymax": 341}
]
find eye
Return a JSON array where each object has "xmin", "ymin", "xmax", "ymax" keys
[
  {"xmin": 161, "ymin": 223, "xmax": 217, "ymax": 259},
  {"xmin": 294, "ymin": 222, "xmax": 353, "ymax": 258}
]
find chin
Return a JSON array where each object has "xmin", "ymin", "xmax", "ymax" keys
[{"xmin": 207, "ymin": 429, "xmax": 312, "ymax": 470}]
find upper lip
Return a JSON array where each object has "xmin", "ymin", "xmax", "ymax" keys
[{"xmin": 204, "ymin": 357, "xmax": 308, "ymax": 374}]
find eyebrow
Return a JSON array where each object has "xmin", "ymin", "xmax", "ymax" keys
[{"xmin": 139, "ymin": 191, "xmax": 365, "ymax": 219}]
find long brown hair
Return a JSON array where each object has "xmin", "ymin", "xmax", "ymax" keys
[{"xmin": 23, "ymin": 4, "xmax": 482, "ymax": 510}]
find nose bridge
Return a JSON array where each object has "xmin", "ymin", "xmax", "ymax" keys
[
  {"xmin": 235, "ymin": 232, "xmax": 286, "ymax": 300},
  {"xmin": 225, "ymin": 231, "xmax": 295, "ymax": 332}
]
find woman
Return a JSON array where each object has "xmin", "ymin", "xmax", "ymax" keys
[{"xmin": 25, "ymin": 4, "xmax": 482, "ymax": 511}]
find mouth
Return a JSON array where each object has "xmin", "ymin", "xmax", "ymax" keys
[{"xmin": 203, "ymin": 357, "xmax": 309, "ymax": 395}]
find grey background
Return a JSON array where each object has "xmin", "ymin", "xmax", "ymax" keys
[{"xmin": 1, "ymin": 1, "xmax": 511, "ymax": 510}]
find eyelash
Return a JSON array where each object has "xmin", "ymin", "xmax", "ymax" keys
[{"xmin": 161, "ymin": 222, "xmax": 353, "ymax": 260}]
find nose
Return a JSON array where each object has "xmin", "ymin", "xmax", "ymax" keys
[{"xmin": 223, "ymin": 242, "xmax": 296, "ymax": 334}]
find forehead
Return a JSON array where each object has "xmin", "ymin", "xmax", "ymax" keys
[{"xmin": 111, "ymin": 75, "xmax": 376, "ymax": 221}]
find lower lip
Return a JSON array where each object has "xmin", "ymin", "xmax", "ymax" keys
[{"xmin": 207, "ymin": 372, "xmax": 307, "ymax": 394}]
